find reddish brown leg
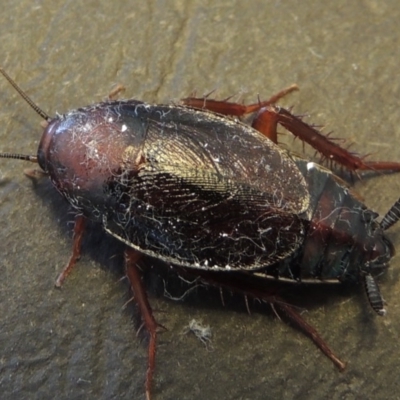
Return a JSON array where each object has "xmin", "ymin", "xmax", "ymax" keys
[
  {"xmin": 55, "ymin": 215, "xmax": 86, "ymax": 287},
  {"xmin": 107, "ymin": 84, "xmax": 126, "ymax": 100},
  {"xmin": 275, "ymin": 301, "xmax": 345, "ymax": 371},
  {"xmin": 251, "ymin": 106, "xmax": 280, "ymax": 143},
  {"xmin": 181, "ymin": 84, "xmax": 298, "ymax": 116},
  {"xmin": 178, "ymin": 268, "xmax": 346, "ymax": 372},
  {"xmin": 184, "ymin": 87, "xmax": 400, "ymax": 172},
  {"xmin": 182, "ymin": 86, "xmax": 296, "ymax": 143},
  {"xmin": 124, "ymin": 248, "xmax": 158, "ymax": 400},
  {"xmin": 255, "ymin": 105, "xmax": 400, "ymax": 172}
]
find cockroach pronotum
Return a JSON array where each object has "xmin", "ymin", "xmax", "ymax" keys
[{"xmin": 1, "ymin": 68, "xmax": 400, "ymax": 400}]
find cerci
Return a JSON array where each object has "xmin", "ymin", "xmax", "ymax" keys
[{"xmin": 1, "ymin": 68, "xmax": 400, "ymax": 400}]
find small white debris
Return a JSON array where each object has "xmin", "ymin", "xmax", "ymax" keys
[
  {"xmin": 121, "ymin": 124, "xmax": 127, "ymax": 132},
  {"xmin": 183, "ymin": 319, "xmax": 213, "ymax": 350}
]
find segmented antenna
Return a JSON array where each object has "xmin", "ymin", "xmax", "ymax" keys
[
  {"xmin": 0, "ymin": 68, "xmax": 47, "ymax": 163},
  {"xmin": 380, "ymin": 198, "xmax": 400, "ymax": 231},
  {"xmin": 364, "ymin": 274, "xmax": 386, "ymax": 316},
  {"xmin": 0, "ymin": 153, "xmax": 37, "ymax": 162},
  {"xmin": 0, "ymin": 68, "xmax": 50, "ymax": 121}
]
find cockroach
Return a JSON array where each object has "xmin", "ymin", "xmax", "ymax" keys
[{"xmin": 1, "ymin": 68, "xmax": 400, "ymax": 400}]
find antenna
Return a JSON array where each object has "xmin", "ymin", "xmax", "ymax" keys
[
  {"xmin": 0, "ymin": 68, "xmax": 48, "ymax": 163},
  {"xmin": 0, "ymin": 68, "xmax": 50, "ymax": 121}
]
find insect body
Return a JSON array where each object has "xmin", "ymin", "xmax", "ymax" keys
[
  {"xmin": 1, "ymin": 68, "xmax": 400, "ymax": 399},
  {"xmin": 37, "ymin": 96, "xmax": 399, "ymax": 315},
  {"xmin": 41, "ymin": 101, "xmax": 309, "ymax": 270}
]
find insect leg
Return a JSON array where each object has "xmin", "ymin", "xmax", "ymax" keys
[
  {"xmin": 275, "ymin": 300, "xmax": 346, "ymax": 370},
  {"xmin": 181, "ymin": 84, "xmax": 298, "ymax": 116},
  {"xmin": 254, "ymin": 105, "xmax": 400, "ymax": 172},
  {"xmin": 124, "ymin": 248, "xmax": 158, "ymax": 400},
  {"xmin": 178, "ymin": 268, "xmax": 346, "ymax": 371},
  {"xmin": 55, "ymin": 215, "xmax": 86, "ymax": 287},
  {"xmin": 107, "ymin": 84, "xmax": 126, "ymax": 100}
]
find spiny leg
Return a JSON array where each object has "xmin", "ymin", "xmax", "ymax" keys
[
  {"xmin": 182, "ymin": 84, "xmax": 298, "ymax": 117},
  {"xmin": 184, "ymin": 87, "xmax": 400, "ymax": 172},
  {"xmin": 55, "ymin": 215, "xmax": 87, "ymax": 287},
  {"xmin": 254, "ymin": 105, "xmax": 400, "ymax": 172},
  {"xmin": 177, "ymin": 268, "xmax": 346, "ymax": 372},
  {"xmin": 55, "ymin": 217, "xmax": 158, "ymax": 398},
  {"xmin": 182, "ymin": 87, "xmax": 295, "ymax": 143},
  {"xmin": 124, "ymin": 248, "xmax": 158, "ymax": 400}
]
